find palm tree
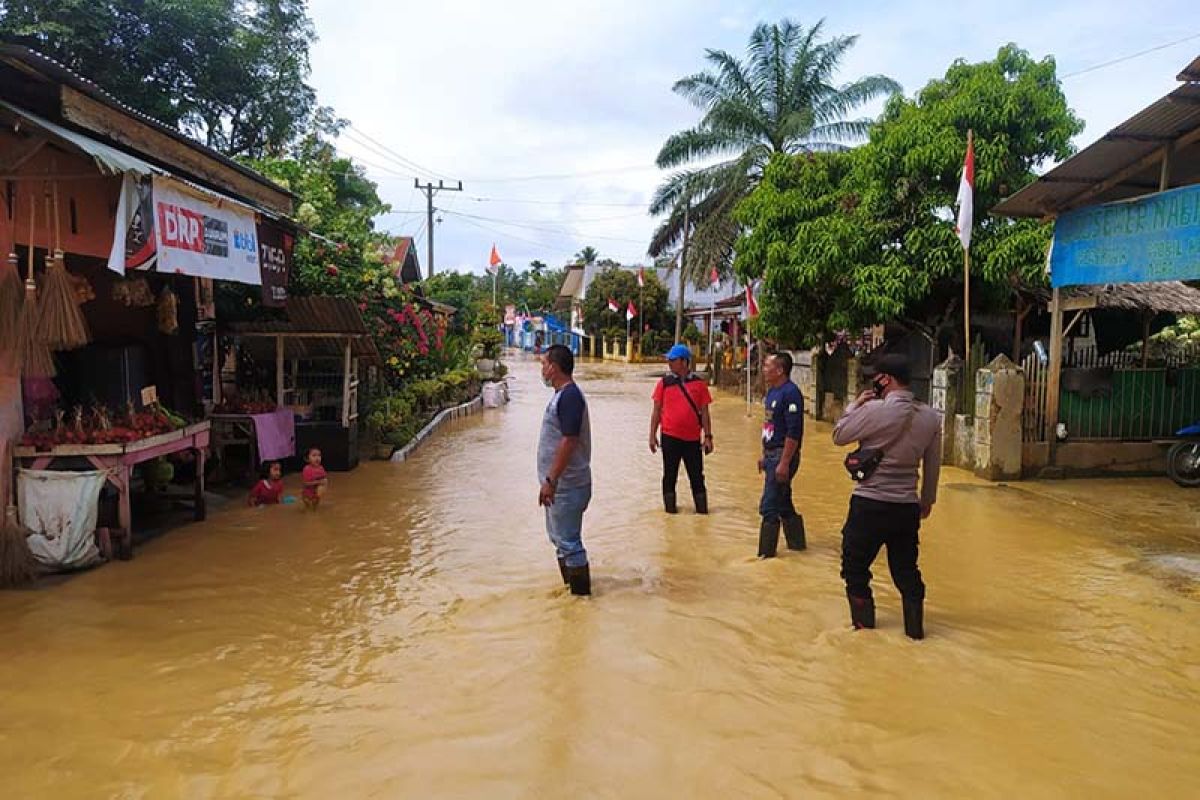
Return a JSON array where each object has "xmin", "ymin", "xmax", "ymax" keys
[
  {"xmin": 574, "ymin": 246, "xmax": 599, "ymax": 266},
  {"xmin": 650, "ymin": 19, "xmax": 900, "ymax": 285}
]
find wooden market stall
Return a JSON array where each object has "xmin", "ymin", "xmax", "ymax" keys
[
  {"xmin": 222, "ymin": 296, "xmax": 380, "ymax": 473},
  {"xmin": 0, "ymin": 46, "xmax": 298, "ymax": 562}
]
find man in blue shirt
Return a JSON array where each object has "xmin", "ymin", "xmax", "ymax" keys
[
  {"xmin": 537, "ymin": 345, "xmax": 593, "ymax": 595},
  {"xmin": 757, "ymin": 351, "xmax": 806, "ymax": 558}
]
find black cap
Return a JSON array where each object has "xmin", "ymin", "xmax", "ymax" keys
[{"xmin": 866, "ymin": 353, "xmax": 912, "ymax": 384}]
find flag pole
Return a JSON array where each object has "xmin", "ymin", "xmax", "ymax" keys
[{"xmin": 963, "ymin": 247, "xmax": 971, "ymax": 361}]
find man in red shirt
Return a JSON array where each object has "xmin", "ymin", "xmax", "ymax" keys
[{"xmin": 649, "ymin": 344, "xmax": 714, "ymax": 514}]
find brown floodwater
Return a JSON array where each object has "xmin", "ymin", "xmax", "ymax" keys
[{"xmin": 2, "ymin": 354, "xmax": 1198, "ymax": 798}]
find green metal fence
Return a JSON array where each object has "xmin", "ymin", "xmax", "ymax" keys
[{"xmin": 1059, "ymin": 367, "xmax": 1200, "ymax": 440}]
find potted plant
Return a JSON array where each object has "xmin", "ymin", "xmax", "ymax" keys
[{"xmin": 472, "ymin": 327, "xmax": 504, "ymax": 377}]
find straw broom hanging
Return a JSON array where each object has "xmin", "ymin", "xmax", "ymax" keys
[
  {"xmin": 0, "ymin": 439, "xmax": 36, "ymax": 588},
  {"xmin": 33, "ymin": 181, "xmax": 89, "ymax": 350},
  {"xmin": 15, "ymin": 189, "xmax": 54, "ymax": 378}
]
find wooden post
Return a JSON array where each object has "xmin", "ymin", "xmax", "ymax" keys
[
  {"xmin": 1045, "ymin": 287, "xmax": 1064, "ymax": 456},
  {"xmin": 275, "ymin": 335, "xmax": 284, "ymax": 408},
  {"xmin": 963, "ymin": 247, "xmax": 971, "ymax": 361},
  {"xmin": 341, "ymin": 340, "xmax": 352, "ymax": 428}
]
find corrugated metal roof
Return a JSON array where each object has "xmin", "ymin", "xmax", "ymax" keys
[
  {"xmin": 230, "ymin": 296, "xmax": 370, "ymax": 336},
  {"xmin": 994, "ymin": 82, "xmax": 1200, "ymax": 218},
  {"xmin": 1179, "ymin": 55, "xmax": 1200, "ymax": 82}
]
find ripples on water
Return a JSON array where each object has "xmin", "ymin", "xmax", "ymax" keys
[{"xmin": 0, "ymin": 355, "xmax": 1197, "ymax": 798}]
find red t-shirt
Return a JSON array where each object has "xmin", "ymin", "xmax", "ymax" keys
[
  {"xmin": 652, "ymin": 374, "xmax": 712, "ymax": 442},
  {"xmin": 249, "ymin": 478, "xmax": 284, "ymax": 506}
]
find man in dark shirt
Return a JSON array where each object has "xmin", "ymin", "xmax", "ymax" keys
[
  {"xmin": 757, "ymin": 351, "xmax": 806, "ymax": 558},
  {"xmin": 537, "ymin": 345, "xmax": 593, "ymax": 596}
]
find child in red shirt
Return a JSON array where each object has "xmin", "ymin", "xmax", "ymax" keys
[
  {"xmin": 301, "ymin": 448, "xmax": 328, "ymax": 509},
  {"xmin": 248, "ymin": 461, "xmax": 284, "ymax": 507}
]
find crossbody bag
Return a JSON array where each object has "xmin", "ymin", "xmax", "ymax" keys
[{"xmin": 844, "ymin": 403, "xmax": 917, "ymax": 482}]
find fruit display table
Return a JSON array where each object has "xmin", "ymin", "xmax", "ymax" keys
[{"xmin": 13, "ymin": 422, "xmax": 211, "ymax": 545}]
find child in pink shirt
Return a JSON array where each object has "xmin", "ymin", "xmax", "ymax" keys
[{"xmin": 301, "ymin": 448, "xmax": 328, "ymax": 509}]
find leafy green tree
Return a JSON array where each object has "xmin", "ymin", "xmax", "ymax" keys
[
  {"xmin": 735, "ymin": 45, "xmax": 1083, "ymax": 348},
  {"xmin": 574, "ymin": 246, "xmax": 599, "ymax": 266},
  {"xmin": 649, "ymin": 18, "xmax": 900, "ymax": 282},
  {"xmin": 0, "ymin": 0, "xmax": 330, "ymax": 157},
  {"xmin": 580, "ymin": 267, "xmax": 669, "ymax": 336},
  {"xmin": 523, "ymin": 265, "xmax": 566, "ymax": 314},
  {"xmin": 251, "ymin": 135, "xmax": 390, "ymax": 295}
]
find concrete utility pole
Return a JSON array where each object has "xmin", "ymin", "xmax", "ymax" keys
[{"xmin": 414, "ymin": 179, "xmax": 463, "ymax": 279}]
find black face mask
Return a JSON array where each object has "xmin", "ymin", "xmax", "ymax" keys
[{"xmin": 872, "ymin": 378, "xmax": 887, "ymax": 397}]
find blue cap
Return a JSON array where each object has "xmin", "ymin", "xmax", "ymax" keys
[{"xmin": 666, "ymin": 344, "xmax": 692, "ymax": 361}]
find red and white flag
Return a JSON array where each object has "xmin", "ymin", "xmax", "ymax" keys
[
  {"xmin": 955, "ymin": 132, "xmax": 974, "ymax": 251},
  {"xmin": 487, "ymin": 243, "xmax": 502, "ymax": 275},
  {"xmin": 637, "ymin": 267, "xmax": 645, "ymax": 288},
  {"xmin": 710, "ymin": 267, "xmax": 720, "ymax": 287},
  {"xmin": 746, "ymin": 281, "xmax": 759, "ymax": 318},
  {"xmin": 607, "ymin": 297, "xmax": 619, "ymax": 313},
  {"xmin": 626, "ymin": 300, "xmax": 637, "ymax": 321}
]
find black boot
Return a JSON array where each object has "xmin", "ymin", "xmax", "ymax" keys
[
  {"xmin": 557, "ymin": 557, "xmax": 568, "ymax": 586},
  {"xmin": 663, "ymin": 492, "xmax": 678, "ymax": 514},
  {"xmin": 903, "ymin": 598, "xmax": 924, "ymax": 640},
  {"xmin": 782, "ymin": 515, "xmax": 807, "ymax": 550},
  {"xmin": 757, "ymin": 519, "xmax": 779, "ymax": 559},
  {"xmin": 693, "ymin": 491, "xmax": 708, "ymax": 514},
  {"xmin": 848, "ymin": 594, "xmax": 876, "ymax": 630},
  {"xmin": 566, "ymin": 564, "xmax": 591, "ymax": 596}
]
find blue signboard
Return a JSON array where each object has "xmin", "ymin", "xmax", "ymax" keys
[{"xmin": 1050, "ymin": 182, "xmax": 1200, "ymax": 287}]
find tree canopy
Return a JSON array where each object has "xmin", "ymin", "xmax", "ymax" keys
[
  {"xmin": 735, "ymin": 45, "xmax": 1083, "ymax": 348},
  {"xmin": 580, "ymin": 267, "xmax": 670, "ymax": 336},
  {"xmin": 0, "ymin": 0, "xmax": 330, "ymax": 157}
]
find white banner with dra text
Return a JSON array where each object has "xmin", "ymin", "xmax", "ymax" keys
[{"xmin": 152, "ymin": 175, "xmax": 261, "ymax": 285}]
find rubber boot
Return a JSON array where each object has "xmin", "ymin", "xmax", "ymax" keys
[
  {"xmin": 903, "ymin": 598, "xmax": 924, "ymax": 640},
  {"xmin": 848, "ymin": 594, "xmax": 876, "ymax": 630},
  {"xmin": 663, "ymin": 491, "xmax": 678, "ymax": 514},
  {"xmin": 557, "ymin": 557, "xmax": 569, "ymax": 586},
  {"xmin": 566, "ymin": 564, "xmax": 591, "ymax": 596},
  {"xmin": 782, "ymin": 514, "xmax": 807, "ymax": 551},
  {"xmin": 757, "ymin": 518, "xmax": 779, "ymax": 559},
  {"xmin": 693, "ymin": 491, "xmax": 708, "ymax": 515}
]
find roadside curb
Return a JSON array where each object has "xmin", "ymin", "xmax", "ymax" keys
[{"xmin": 389, "ymin": 394, "xmax": 485, "ymax": 464}]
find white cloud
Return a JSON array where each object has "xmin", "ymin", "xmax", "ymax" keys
[{"xmin": 308, "ymin": 0, "xmax": 1200, "ymax": 274}]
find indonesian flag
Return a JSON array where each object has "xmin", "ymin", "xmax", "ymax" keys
[
  {"xmin": 487, "ymin": 243, "xmax": 502, "ymax": 275},
  {"xmin": 637, "ymin": 267, "xmax": 645, "ymax": 288},
  {"xmin": 955, "ymin": 131, "xmax": 974, "ymax": 251},
  {"xmin": 746, "ymin": 281, "xmax": 759, "ymax": 318},
  {"xmin": 626, "ymin": 300, "xmax": 637, "ymax": 321},
  {"xmin": 607, "ymin": 297, "xmax": 619, "ymax": 313},
  {"xmin": 710, "ymin": 267, "xmax": 719, "ymax": 287}
]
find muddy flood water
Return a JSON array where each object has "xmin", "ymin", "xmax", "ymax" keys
[{"xmin": 2, "ymin": 354, "xmax": 1198, "ymax": 798}]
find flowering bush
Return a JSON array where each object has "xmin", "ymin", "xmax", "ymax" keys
[{"xmin": 355, "ymin": 267, "xmax": 459, "ymax": 384}]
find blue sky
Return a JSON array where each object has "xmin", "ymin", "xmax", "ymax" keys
[{"xmin": 308, "ymin": 0, "xmax": 1200, "ymax": 274}]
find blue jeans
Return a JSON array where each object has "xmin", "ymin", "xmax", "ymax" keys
[
  {"xmin": 759, "ymin": 450, "xmax": 799, "ymax": 524},
  {"xmin": 545, "ymin": 483, "xmax": 592, "ymax": 567}
]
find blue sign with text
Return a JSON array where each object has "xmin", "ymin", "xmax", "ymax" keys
[{"xmin": 1050, "ymin": 183, "xmax": 1200, "ymax": 287}]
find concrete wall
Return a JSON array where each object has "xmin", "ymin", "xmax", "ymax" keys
[{"xmin": 1052, "ymin": 442, "xmax": 1167, "ymax": 476}]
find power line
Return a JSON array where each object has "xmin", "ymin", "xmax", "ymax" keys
[
  {"xmin": 1061, "ymin": 31, "xmax": 1200, "ymax": 79},
  {"xmin": 442, "ymin": 209, "xmax": 649, "ymax": 245},
  {"xmin": 344, "ymin": 124, "xmax": 454, "ymax": 180},
  {"xmin": 466, "ymin": 164, "xmax": 658, "ymax": 183},
  {"xmin": 451, "ymin": 214, "xmax": 646, "ymax": 263},
  {"xmin": 466, "ymin": 194, "xmax": 651, "ymax": 209}
]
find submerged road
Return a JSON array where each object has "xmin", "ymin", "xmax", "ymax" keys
[{"xmin": 1, "ymin": 354, "xmax": 1197, "ymax": 798}]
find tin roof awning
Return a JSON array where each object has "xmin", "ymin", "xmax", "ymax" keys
[
  {"xmin": 994, "ymin": 81, "xmax": 1200, "ymax": 219},
  {"xmin": 0, "ymin": 99, "xmax": 159, "ymax": 177}
]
